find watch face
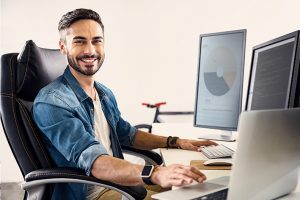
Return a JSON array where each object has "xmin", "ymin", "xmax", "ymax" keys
[
  {"xmin": 170, "ymin": 137, "xmax": 178, "ymax": 145},
  {"xmin": 141, "ymin": 165, "xmax": 154, "ymax": 178}
]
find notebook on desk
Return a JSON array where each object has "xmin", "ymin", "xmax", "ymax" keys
[{"xmin": 152, "ymin": 108, "xmax": 300, "ymax": 200}]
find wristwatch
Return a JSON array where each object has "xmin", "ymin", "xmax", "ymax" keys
[
  {"xmin": 141, "ymin": 165, "xmax": 156, "ymax": 185},
  {"xmin": 168, "ymin": 136, "xmax": 179, "ymax": 148}
]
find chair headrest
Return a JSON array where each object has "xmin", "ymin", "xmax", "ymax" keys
[{"xmin": 17, "ymin": 40, "xmax": 67, "ymax": 101}]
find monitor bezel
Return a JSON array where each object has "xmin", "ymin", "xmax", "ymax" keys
[
  {"xmin": 193, "ymin": 29, "xmax": 247, "ymax": 131},
  {"xmin": 245, "ymin": 31, "xmax": 300, "ymax": 111}
]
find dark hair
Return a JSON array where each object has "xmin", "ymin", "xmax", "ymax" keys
[{"xmin": 58, "ymin": 8, "xmax": 104, "ymax": 31}]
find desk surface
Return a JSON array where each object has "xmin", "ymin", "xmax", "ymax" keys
[{"xmin": 152, "ymin": 122, "xmax": 300, "ymax": 199}]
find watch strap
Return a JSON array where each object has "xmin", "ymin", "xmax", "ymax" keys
[{"xmin": 142, "ymin": 175, "xmax": 155, "ymax": 185}]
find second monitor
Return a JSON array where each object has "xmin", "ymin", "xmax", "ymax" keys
[
  {"xmin": 194, "ymin": 29, "xmax": 246, "ymax": 141},
  {"xmin": 246, "ymin": 30, "xmax": 300, "ymax": 111}
]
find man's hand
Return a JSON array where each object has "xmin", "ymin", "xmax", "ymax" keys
[
  {"xmin": 150, "ymin": 164, "xmax": 206, "ymax": 188},
  {"xmin": 177, "ymin": 139, "xmax": 217, "ymax": 151}
]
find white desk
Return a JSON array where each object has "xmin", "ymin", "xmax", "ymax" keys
[{"xmin": 152, "ymin": 122, "xmax": 300, "ymax": 199}]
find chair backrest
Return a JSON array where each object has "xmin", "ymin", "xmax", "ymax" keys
[{"xmin": 0, "ymin": 40, "xmax": 67, "ymax": 177}]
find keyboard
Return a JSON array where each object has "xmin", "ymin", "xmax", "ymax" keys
[
  {"xmin": 192, "ymin": 188, "xmax": 228, "ymax": 200},
  {"xmin": 201, "ymin": 144, "xmax": 234, "ymax": 159}
]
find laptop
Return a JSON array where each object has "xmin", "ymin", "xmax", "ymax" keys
[{"xmin": 152, "ymin": 108, "xmax": 300, "ymax": 200}]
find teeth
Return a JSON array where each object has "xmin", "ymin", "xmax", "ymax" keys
[{"xmin": 81, "ymin": 58, "xmax": 96, "ymax": 63}]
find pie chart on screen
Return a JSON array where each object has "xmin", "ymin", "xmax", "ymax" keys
[{"xmin": 203, "ymin": 46, "xmax": 237, "ymax": 96}]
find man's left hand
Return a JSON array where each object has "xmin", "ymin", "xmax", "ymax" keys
[{"xmin": 177, "ymin": 139, "xmax": 217, "ymax": 151}]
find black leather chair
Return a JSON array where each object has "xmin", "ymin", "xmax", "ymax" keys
[{"xmin": 0, "ymin": 40, "xmax": 162, "ymax": 200}]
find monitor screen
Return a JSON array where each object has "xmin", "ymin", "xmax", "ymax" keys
[
  {"xmin": 194, "ymin": 29, "xmax": 246, "ymax": 131},
  {"xmin": 246, "ymin": 31, "xmax": 300, "ymax": 110}
]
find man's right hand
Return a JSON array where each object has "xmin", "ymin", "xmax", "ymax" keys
[{"xmin": 150, "ymin": 164, "xmax": 206, "ymax": 188}]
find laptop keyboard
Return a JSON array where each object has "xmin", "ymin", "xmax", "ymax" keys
[
  {"xmin": 201, "ymin": 145, "xmax": 234, "ymax": 159},
  {"xmin": 192, "ymin": 188, "xmax": 228, "ymax": 200}
]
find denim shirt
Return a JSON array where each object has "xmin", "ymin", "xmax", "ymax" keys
[{"xmin": 32, "ymin": 67, "xmax": 137, "ymax": 200}]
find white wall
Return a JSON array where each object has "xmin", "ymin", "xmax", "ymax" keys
[{"xmin": 1, "ymin": 0, "xmax": 300, "ymax": 182}]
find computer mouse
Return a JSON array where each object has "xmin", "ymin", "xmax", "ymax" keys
[{"xmin": 203, "ymin": 159, "xmax": 233, "ymax": 166}]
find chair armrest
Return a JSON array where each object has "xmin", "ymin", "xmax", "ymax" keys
[
  {"xmin": 134, "ymin": 124, "xmax": 152, "ymax": 133},
  {"xmin": 22, "ymin": 168, "xmax": 146, "ymax": 200},
  {"xmin": 121, "ymin": 145, "xmax": 163, "ymax": 165}
]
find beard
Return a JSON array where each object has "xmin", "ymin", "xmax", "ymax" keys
[{"xmin": 67, "ymin": 53, "xmax": 103, "ymax": 76}]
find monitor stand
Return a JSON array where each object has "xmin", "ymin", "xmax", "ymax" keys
[{"xmin": 197, "ymin": 130, "xmax": 236, "ymax": 142}]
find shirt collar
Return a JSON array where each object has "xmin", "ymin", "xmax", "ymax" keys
[
  {"xmin": 63, "ymin": 67, "xmax": 105, "ymax": 102},
  {"xmin": 63, "ymin": 67, "xmax": 88, "ymax": 102}
]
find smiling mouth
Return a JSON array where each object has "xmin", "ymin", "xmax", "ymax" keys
[{"xmin": 79, "ymin": 58, "xmax": 98, "ymax": 63}]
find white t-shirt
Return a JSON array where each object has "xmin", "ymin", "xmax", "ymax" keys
[
  {"xmin": 92, "ymin": 93, "xmax": 113, "ymax": 156},
  {"xmin": 86, "ymin": 92, "xmax": 113, "ymax": 199}
]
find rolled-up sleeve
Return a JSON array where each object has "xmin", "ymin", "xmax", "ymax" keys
[
  {"xmin": 116, "ymin": 117, "xmax": 137, "ymax": 146},
  {"xmin": 78, "ymin": 144, "xmax": 108, "ymax": 175}
]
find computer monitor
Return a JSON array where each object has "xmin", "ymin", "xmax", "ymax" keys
[
  {"xmin": 194, "ymin": 29, "xmax": 246, "ymax": 141},
  {"xmin": 246, "ymin": 31, "xmax": 300, "ymax": 111}
]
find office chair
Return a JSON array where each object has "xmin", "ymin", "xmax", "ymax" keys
[{"xmin": 0, "ymin": 40, "xmax": 162, "ymax": 200}]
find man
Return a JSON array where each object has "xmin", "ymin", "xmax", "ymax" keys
[{"xmin": 32, "ymin": 8, "xmax": 217, "ymax": 200}]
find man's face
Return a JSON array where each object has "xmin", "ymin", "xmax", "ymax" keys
[{"xmin": 59, "ymin": 19, "xmax": 105, "ymax": 76}]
